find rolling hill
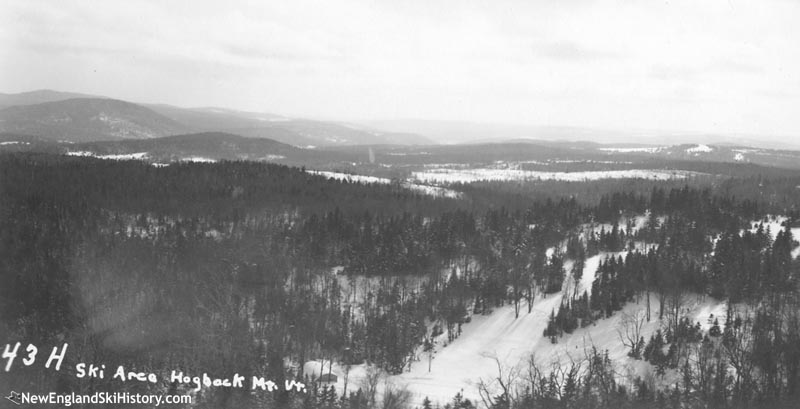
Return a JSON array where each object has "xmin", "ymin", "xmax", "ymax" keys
[
  {"xmin": 67, "ymin": 132, "xmax": 298, "ymax": 163},
  {"xmin": 0, "ymin": 132, "xmax": 364, "ymax": 168},
  {"xmin": 0, "ymin": 89, "xmax": 103, "ymax": 109},
  {"xmin": 147, "ymin": 104, "xmax": 434, "ymax": 147},
  {"xmin": 0, "ymin": 98, "xmax": 190, "ymax": 142},
  {"xmin": 0, "ymin": 90, "xmax": 434, "ymax": 146},
  {"xmin": 596, "ymin": 143, "xmax": 800, "ymax": 171}
]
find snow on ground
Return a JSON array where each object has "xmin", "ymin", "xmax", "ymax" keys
[
  {"xmin": 394, "ymin": 292, "xmax": 724, "ymax": 405},
  {"xmin": 631, "ymin": 213, "xmax": 650, "ymax": 232},
  {"xmin": 304, "ymin": 360, "xmax": 339, "ymax": 380},
  {"xmin": 0, "ymin": 141, "xmax": 30, "ymax": 145},
  {"xmin": 335, "ymin": 273, "xmax": 431, "ymax": 315},
  {"xmin": 598, "ymin": 147, "xmax": 664, "ymax": 153},
  {"xmin": 307, "ymin": 170, "xmax": 462, "ymax": 199},
  {"xmin": 734, "ymin": 153, "xmax": 745, "ymax": 161},
  {"xmin": 746, "ymin": 216, "xmax": 788, "ymax": 239},
  {"xmin": 309, "ymin": 170, "xmax": 390, "ymax": 185},
  {"xmin": 64, "ymin": 152, "xmax": 227, "ymax": 164},
  {"xmin": 320, "ymin": 289, "xmax": 725, "ymax": 406},
  {"xmin": 66, "ymin": 151, "xmax": 149, "ymax": 160},
  {"xmin": 686, "ymin": 144, "xmax": 713, "ymax": 154},
  {"xmin": 308, "ymin": 249, "xmax": 726, "ymax": 407},
  {"xmin": 411, "ymin": 168, "xmax": 701, "ymax": 184},
  {"xmin": 97, "ymin": 152, "xmax": 149, "ymax": 160},
  {"xmin": 307, "ymin": 170, "xmax": 392, "ymax": 184},
  {"xmin": 692, "ymin": 302, "xmax": 728, "ymax": 332},
  {"xmin": 581, "ymin": 222, "xmax": 614, "ymax": 237},
  {"xmin": 745, "ymin": 216, "xmax": 800, "ymax": 258},
  {"xmin": 579, "ymin": 252, "xmax": 625, "ymax": 296},
  {"xmin": 402, "ymin": 183, "xmax": 463, "ymax": 199},
  {"xmin": 180, "ymin": 156, "xmax": 217, "ymax": 163},
  {"xmin": 66, "ymin": 151, "xmax": 95, "ymax": 157},
  {"xmin": 395, "ymin": 293, "xmax": 565, "ymax": 403}
]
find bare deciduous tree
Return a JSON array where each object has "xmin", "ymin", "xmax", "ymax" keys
[
  {"xmin": 381, "ymin": 380, "xmax": 413, "ymax": 409},
  {"xmin": 360, "ymin": 365, "xmax": 383, "ymax": 407},
  {"xmin": 477, "ymin": 352, "xmax": 521, "ymax": 409},
  {"xmin": 616, "ymin": 309, "xmax": 647, "ymax": 358}
]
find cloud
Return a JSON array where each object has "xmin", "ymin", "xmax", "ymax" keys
[
  {"xmin": 710, "ymin": 59, "xmax": 764, "ymax": 75},
  {"xmin": 535, "ymin": 41, "xmax": 621, "ymax": 62},
  {"xmin": 1, "ymin": 0, "xmax": 799, "ymax": 137},
  {"xmin": 648, "ymin": 64, "xmax": 699, "ymax": 82}
]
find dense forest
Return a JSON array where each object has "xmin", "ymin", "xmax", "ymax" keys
[{"xmin": 1, "ymin": 152, "xmax": 800, "ymax": 408}]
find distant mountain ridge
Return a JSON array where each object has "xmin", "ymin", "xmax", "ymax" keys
[
  {"xmin": 70, "ymin": 132, "xmax": 299, "ymax": 163},
  {"xmin": 0, "ymin": 89, "xmax": 104, "ymax": 109},
  {"xmin": 0, "ymin": 90, "xmax": 435, "ymax": 146},
  {"xmin": 0, "ymin": 131, "xmax": 366, "ymax": 169},
  {"xmin": 366, "ymin": 119, "xmax": 800, "ymax": 151},
  {"xmin": 0, "ymin": 98, "xmax": 190, "ymax": 142},
  {"xmin": 593, "ymin": 143, "xmax": 800, "ymax": 171}
]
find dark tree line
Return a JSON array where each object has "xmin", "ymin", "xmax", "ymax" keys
[{"xmin": 2, "ymin": 152, "xmax": 799, "ymax": 409}]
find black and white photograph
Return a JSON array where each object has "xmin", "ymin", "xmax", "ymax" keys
[{"xmin": 2, "ymin": 1, "xmax": 800, "ymax": 408}]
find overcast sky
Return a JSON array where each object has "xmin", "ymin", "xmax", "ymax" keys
[{"xmin": 2, "ymin": 0, "xmax": 799, "ymax": 138}]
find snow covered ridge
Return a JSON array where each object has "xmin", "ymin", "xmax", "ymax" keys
[
  {"xmin": 64, "ymin": 151, "xmax": 219, "ymax": 164},
  {"xmin": 686, "ymin": 144, "xmax": 713, "ymax": 154},
  {"xmin": 0, "ymin": 141, "xmax": 30, "ymax": 146},
  {"xmin": 66, "ymin": 151, "xmax": 149, "ymax": 160},
  {"xmin": 98, "ymin": 152, "xmax": 149, "ymax": 160},
  {"xmin": 66, "ymin": 151, "xmax": 95, "ymax": 157},
  {"xmin": 308, "ymin": 170, "xmax": 390, "ymax": 185},
  {"xmin": 180, "ymin": 156, "xmax": 217, "ymax": 163},
  {"xmin": 411, "ymin": 168, "xmax": 702, "ymax": 184},
  {"xmin": 307, "ymin": 170, "xmax": 462, "ymax": 199}
]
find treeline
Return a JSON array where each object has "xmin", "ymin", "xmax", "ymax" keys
[
  {"xmin": 1, "ymin": 152, "xmax": 797, "ymax": 409},
  {"xmin": 547, "ymin": 214, "xmax": 797, "ymax": 337},
  {"xmin": 0, "ymin": 153, "xmax": 462, "ymax": 218},
  {"xmin": 541, "ymin": 214, "xmax": 800, "ymax": 407},
  {"xmin": 0, "ymin": 154, "xmax": 582, "ymax": 407}
]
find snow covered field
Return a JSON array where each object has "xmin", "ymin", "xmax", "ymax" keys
[
  {"xmin": 411, "ymin": 168, "xmax": 702, "ymax": 184},
  {"xmin": 686, "ymin": 144, "xmax": 713, "ymax": 154},
  {"xmin": 66, "ymin": 151, "xmax": 97, "ymax": 157},
  {"xmin": 308, "ymin": 170, "xmax": 462, "ymax": 199},
  {"xmin": 180, "ymin": 156, "xmax": 217, "ymax": 163},
  {"xmin": 64, "ymin": 151, "xmax": 227, "ymax": 163},
  {"xmin": 308, "ymin": 170, "xmax": 389, "ymax": 185},
  {"xmin": 98, "ymin": 152, "xmax": 149, "ymax": 160},
  {"xmin": 67, "ymin": 151, "xmax": 150, "ymax": 160}
]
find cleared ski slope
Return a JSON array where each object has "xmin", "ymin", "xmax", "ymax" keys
[{"xmin": 306, "ymin": 250, "xmax": 727, "ymax": 406}]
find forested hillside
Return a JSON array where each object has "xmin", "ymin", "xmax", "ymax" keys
[{"xmin": 2, "ymin": 152, "xmax": 800, "ymax": 408}]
